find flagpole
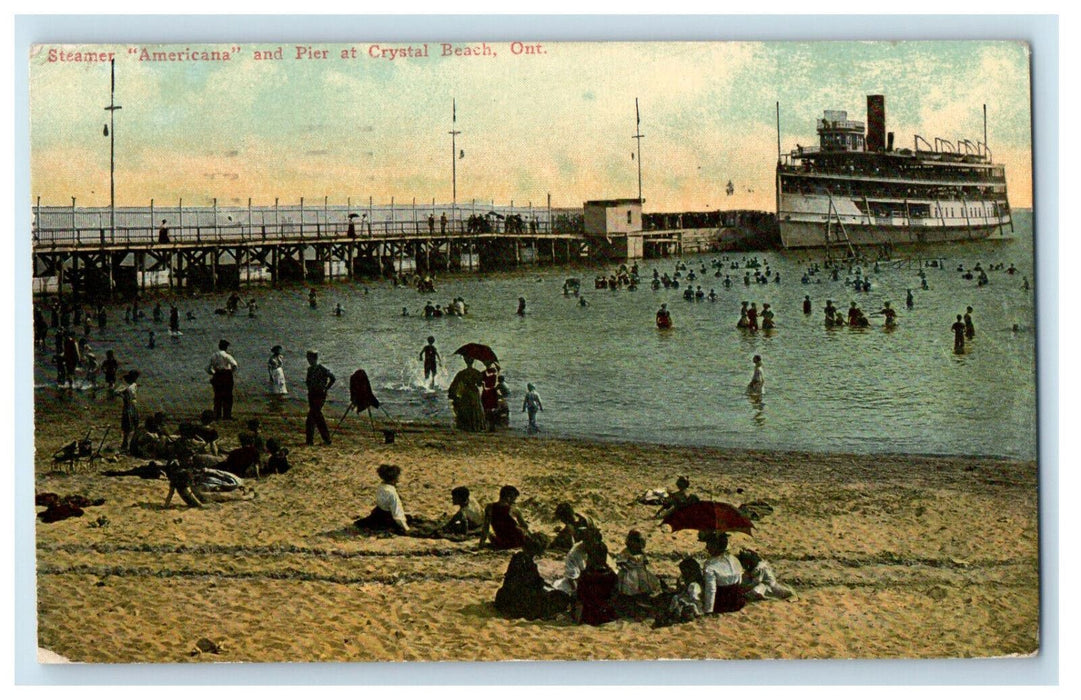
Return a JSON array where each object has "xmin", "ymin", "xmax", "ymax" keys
[
  {"xmin": 633, "ymin": 98, "xmax": 644, "ymax": 203},
  {"xmin": 104, "ymin": 59, "xmax": 122, "ymax": 242},
  {"xmin": 449, "ymin": 99, "xmax": 461, "ymax": 209}
]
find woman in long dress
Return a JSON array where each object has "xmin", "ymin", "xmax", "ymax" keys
[
  {"xmin": 267, "ymin": 345, "xmax": 287, "ymax": 396},
  {"xmin": 448, "ymin": 357, "xmax": 486, "ymax": 432}
]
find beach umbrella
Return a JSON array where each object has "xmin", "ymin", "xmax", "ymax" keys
[
  {"xmin": 348, "ymin": 213, "xmax": 361, "ymax": 218},
  {"xmin": 662, "ymin": 501, "xmax": 755, "ymax": 536},
  {"xmin": 453, "ymin": 343, "xmax": 498, "ymax": 366}
]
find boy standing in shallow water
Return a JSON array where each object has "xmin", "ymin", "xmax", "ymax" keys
[{"xmin": 522, "ymin": 383, "xmax": 543, "ymax": 433}]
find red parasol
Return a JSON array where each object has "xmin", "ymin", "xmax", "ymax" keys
[
  {"xmin": 662, "ymin": 500, "xmax": 755, "ymax": 536},
  {"xmin": 453, "ymin": 343, "xmax": 499, "ymax": 366}
]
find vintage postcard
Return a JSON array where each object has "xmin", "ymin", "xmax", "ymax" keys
[{"xmin": 28, "ymin": 39, "xmax": 1037, "ymax": 664}]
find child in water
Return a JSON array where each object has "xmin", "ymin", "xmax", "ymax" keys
[
  {"xmin": 522, "ymin": 383, "xmax": 543, "ymax": 433},
  {"xmin": 747, "ymin": 355, "xmax": 764, "ymax": 396}
]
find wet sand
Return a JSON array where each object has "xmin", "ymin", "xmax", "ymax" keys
[{"xmin": 33, "ymin": 399, "xmax": 1039, "ymax": 663}]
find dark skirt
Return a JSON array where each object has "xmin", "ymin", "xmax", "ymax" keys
[
  {"xmin": 710, "ymin": 584, "xmax": 746, "ymax": 614},
  {"xmin": 354, "ymin": 506, "xmax": 404, "ymax": 534}
]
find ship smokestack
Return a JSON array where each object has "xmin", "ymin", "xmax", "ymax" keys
[{"xmin": 866, "ymin": 94, "xmax": 886, "ymax": 152}]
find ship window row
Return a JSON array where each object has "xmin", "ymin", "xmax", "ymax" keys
[
  {"xmin": 787, "ymin": 161, "xmax": 1004, "ymax": 183},
  {"xmin": 781, "ymin": 179, "xmax": 1006, "ymax": 200},
  {"xmin": 851, "ymin": 201, "xmax": 1004, "ymax": 220}
]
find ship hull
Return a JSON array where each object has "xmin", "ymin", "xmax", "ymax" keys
[
  {"xmin": 776, "ymin": 191, "xmax": 1012, "ymax": 249},
  {"xmin": 778, "ymin": 220, "xmax": 1006, "ymax": 249}
]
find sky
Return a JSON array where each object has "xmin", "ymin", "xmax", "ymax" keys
[{"xmin": 28, "ymin": 40, "xmax": 1033, "ymax": 212}]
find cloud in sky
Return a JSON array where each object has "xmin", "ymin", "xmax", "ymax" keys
[{"xmin": 29, "ymin": 40, "xmax": 1032, "ymax": 211}]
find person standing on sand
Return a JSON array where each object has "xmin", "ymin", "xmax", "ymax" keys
[
  {"xmin": 522, "ymin": 383, "xmax": 543, "ymax": 433},
  {"xmin": 418, "ymin": 336, "xmax": 441, "ymax": 388},
  {"xmin": 267, "ymin": 345, "xmax": 287, "ymax": 397},
  {"xmin": 207, "ymin": 339, "xmax": 239, "ymax": 420},
  {"xmin": 115, "ymin": 370, "xmax": 140, "ymax": 453},
  {"xmin": 448, "ymin": 357, "xmax": 486, "ymax": 432},
  {"xmin": 952, "ymin": 315, "xmax": 967, "ymax": 354},
  {"xmin": 304, "ymin": 350, "xmax": 336, "ymax": 446},
  {"xmin": 102, "ymin": 349, "xmax": 119, "ymax": 390}
]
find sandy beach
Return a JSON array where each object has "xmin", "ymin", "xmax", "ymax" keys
[{"xmin": 32, "ymin": 399, "xmax": 1039, "ymax": 663}]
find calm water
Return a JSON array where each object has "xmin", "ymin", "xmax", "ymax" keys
[{"xmin": 34, "ymin": 212, "xmax": 1037, "ymax": 460}]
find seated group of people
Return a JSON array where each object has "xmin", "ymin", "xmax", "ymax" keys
[
  {"xmin": 129, "ymin": 412, "xmax": 291, "ymax": 481},
  {"xmin": 350, "ymin": 466, "xmax": 795, "ymax": 626}
]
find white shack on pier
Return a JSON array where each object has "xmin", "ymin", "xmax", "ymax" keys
[{"xmin": 583, "ymin": 198, "xmax": 643, "ymax": 259}]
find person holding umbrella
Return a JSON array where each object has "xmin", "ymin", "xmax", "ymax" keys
[
  {"xmin": 304, "ymin": 350, "xmax": 336, "ymax": 446},
  {"xmin": 448, "ymin": 348, "xmax": 488, "ymax": 432},
  {"xmin": 701, "ymin": 531, "xmax": 746, "ymax": 615}
]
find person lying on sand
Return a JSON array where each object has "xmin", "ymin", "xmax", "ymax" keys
[
  {"xmin": 163, "ymin": 460, "xmax": 254, "ymax": 508},
  {"xmin": 655, "ymin": 476, "xmax": 698, "ymax": 520},
  {"xmin": 478, "ymin": 485, "xmax": 530, "ymax": 549},
  {"xmin": 193, "ymin": 432, "xmax": 262, "ymax": 479},
  {"xmin": 738, "ymin": 549, "xmax": 798, "ymax": 602},
  {"xmin": 354, "ymin": 464, "xmax": 410, "ymax": 535},
  {"xmin": 493, "ymin": 532, "xmax": 571, "ymax": 621}
]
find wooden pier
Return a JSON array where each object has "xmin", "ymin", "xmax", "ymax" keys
[{"xmin": 32, "ymin": 229, "xmax": 591, "ymax": 300}]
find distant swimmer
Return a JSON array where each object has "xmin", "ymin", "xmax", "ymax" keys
[
  {"xmin": 906, "ymin": 289, "xmax": 914, "ymax": 309},
  {"xmin": 877, "ymin": 301, "xmax": 897, "ymax": 328},
  {"xmin": 746, "ymin": 355, "xmax": 764, "ymax": 396},
  {"xmin": 147, "ymin": 330, "xmax": 156, "ymax": 349},
  {"xmin": 1022, "ymin": 277, "xmax": 1030, "ymax": 291},
  {"xmin": 579, "ymin": 296, "xmax": 589, "ymax": 307},
  {"xmin": 334, "ymin": 303, "xmax": 344, "ymax": 317},
  {"xmin": 737, "ymin": 301, "xmax": 750, "ymax": 329},
  {"xmin": 760, "ymin": 303, "xmax": 775, "ymax": 330},
  {"xmin": 419, "ymin": 336, "xmax": 442, "ymax": 389},
  {"xmin": 517, "ymin": 297, "xmax": 526, "ymax": 316},
  {"xmin": 169, "ymin": 305, "xmax": 180, "ymax": 334},
  {"xmin": 656, "ymin": 303, "xmax": 672, "ymax": 329},
  {"xmin": 308, "ymin": 289, "xmax": 318, "ymax": 310},
  {"xmin": 803, "ymin": 295, "xmax": 812, "ymax": 314},
  {"xmin": 401, "ymin": 307, "xmax": 409, "ymax": 317},
  {"xmin": 247, "ymin": 299, "xmax": 257, "ymax": 318},
  {"xmin": 964, "ymin": 306, "xmax": 975, "ymax": 340},
  {"xmin": 747, "ymin": 303, "xmax": 759, "ymax": 331},
  {"xmin": 952, "ymin": 315, "xmax": 966, "ymax": 354}
]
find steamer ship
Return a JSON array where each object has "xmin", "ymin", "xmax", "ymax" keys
[{"xmin": 775, "ymin": 95, "xmax": 1012, "ymax": 251}]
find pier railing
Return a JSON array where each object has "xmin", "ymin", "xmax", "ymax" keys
[{"xmin": 32, "ymin": 198, "xmax": 578, "ymax": 248}]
